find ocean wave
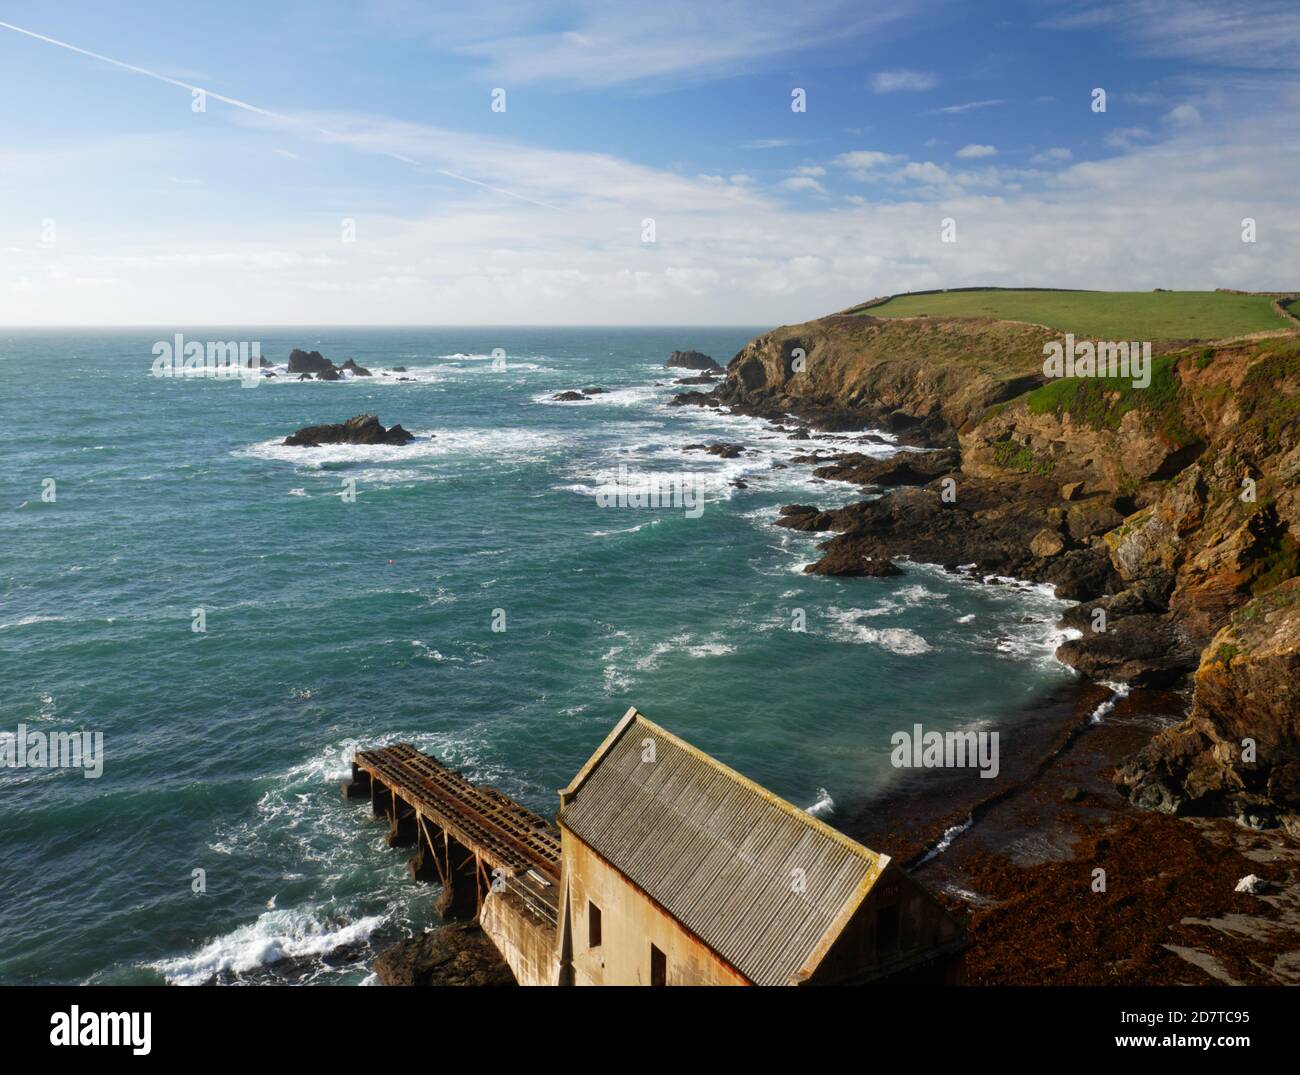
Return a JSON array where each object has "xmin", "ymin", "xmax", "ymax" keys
[
  {"xmin": 0, "ymin": 614, "xmax": 68, "ymax": 631},
  {"xmin": 826, "ymin": 608, "xmax": 932, "ymax": 654},
  {"xmin": 632, "ymin": 634, "xmax": 737, "ymax": 671},
  {"xmin": 588, "ymin": 519, "xmax": 661, "ymax": 537},
  {"xmin": 805, "ymin": 787, "xmax": 835, "ymax": 818},
  {"xmin": 149, "ymin": 906, "xmax": 386, "ymax": 986},
  {"xmin": 917, "ymin": 814, "xmax": 973, "ymax": 866},
  {"xmin": 600, "ymin": 630, "xmax": 737, "ymax": 690},
  {"xmin": 1089, "ymin": 681, "xmax": 1132, "ymax": 724}
]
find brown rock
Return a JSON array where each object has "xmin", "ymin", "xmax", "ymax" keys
[
  {"xmin": 1030, "ymin": 528, "xmax": 1067, "ymax": 559},
  {"xmin": 373, "ymin": 923, "xmax": 515, "ymax": 987}
]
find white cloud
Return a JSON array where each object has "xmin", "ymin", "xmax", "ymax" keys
[
  {"xmin": 832, "ymin": 150, "xmax": 905, "ymax": 177},
  {"xmin": 870, "ymin": 69, "xmax": 937, "ymax": 93},
  {"xmin": 3, "ymin": 76, "xmax": 1298, "ymax": 327},
  {"xmin": 376, "ymin": 0, "xmax": 932, "ymax": 88},
  {"xmin": 794, "ymin": 165, "xmax": 827, "ymax": 176},
  {"xmin": 956, "ymin": 144, "xmax": 997, "ymax": 159},
  {"xmin": 1105, "ymin": 127, "xmax": 1154, "ymax": 148},
  {"xmin": 1031, "ymin": 147, "xmax": 1073, "ymax": 163},
  {"xmin": 1166, "ymin": 103, "xmax": 1202, "ymax": 126},
  {"xmin": 893, "ymin": 160, "xmax": 951, "ymax": 184},
  {"xmin": 1041, "ymin": 1, "xmax": 1300, "ymax": 71},
  {"xmin": 780, "ymin": 176, "xmax": 827, "ymax": 194},
  {"xmin": 929, "ymin": 98, "xmax": 1005, "ymax": 115}
]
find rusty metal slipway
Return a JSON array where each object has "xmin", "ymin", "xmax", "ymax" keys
[{"xmin": 344, "ymin": 743, "xmax": 560, "ymax": 922}]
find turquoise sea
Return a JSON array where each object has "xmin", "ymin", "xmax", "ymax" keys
[{"xmin": 0, "ymin": 327, "xmax": 1078, "ymax": 984}]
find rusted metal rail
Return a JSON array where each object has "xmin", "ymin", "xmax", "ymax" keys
[{"xmin": 344, "ymin": 742, "xmax": 560, "ymax": 918}]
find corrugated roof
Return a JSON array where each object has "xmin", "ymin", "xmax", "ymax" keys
[{"xmin": 558, "ymin": 708, "xmax": 885, "ymax": 986}]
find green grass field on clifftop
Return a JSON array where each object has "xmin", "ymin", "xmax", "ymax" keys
[{"xmin": 858, "ymin": 289, "xmax": 1289, "ymax": 341}]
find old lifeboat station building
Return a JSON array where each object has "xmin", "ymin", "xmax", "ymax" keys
[{"xmin": 347, "ymin": 707, "xmax": 965, "ymax": 986}]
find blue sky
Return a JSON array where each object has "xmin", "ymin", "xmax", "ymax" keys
[{"xmin": 1, "ymin": 0, "xmax": 1298, "ymax": 324}]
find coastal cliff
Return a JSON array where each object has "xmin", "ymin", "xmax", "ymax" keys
[{"xmin": 703, "ymin": 300, "xmax": 1300, "ymax": 831}]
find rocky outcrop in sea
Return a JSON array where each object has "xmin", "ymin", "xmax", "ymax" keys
[
  {"xmin": 285, "ymin": 348, "xmax": 372, "ymax": 380},
  {"xmin": 665, "ymin": 349, "xmax": 723, "ymax": 372},
  {"xmin": 282, "ymin": 413, "xmax": 416, "ymax": 447}
]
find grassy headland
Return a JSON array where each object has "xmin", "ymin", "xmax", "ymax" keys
[{"xmin": 854, "ymin": 288, "xmax": 1289, "ymax": 340}]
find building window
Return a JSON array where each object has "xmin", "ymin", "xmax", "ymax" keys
[
  {"xmin": 650, "ymin": 943, "xmax": 666, "ymax": 986},
  {"xmin": 587, "ymin": 901, "xmax": 602, "ymax": 948}
]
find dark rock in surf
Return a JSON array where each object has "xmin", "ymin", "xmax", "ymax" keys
[
  {"xmin": 684, "ymin": 443, "xmax": 744, "ymax": 459},
  {"xmin": 805, "ymin": 547, "xmax": 903, "ymax": 577},
  {"xmin": 287, "ymin": 348, "xmax": 336, "ymax": 374},
  {"xmin": 283, "ymin": 413, "xmax": 417, "ymax": 448},
  {"xmin": 669, "ymin": 391, "xmax": 720, "ymax": 408},
  {"xmin": 666, "ymin": 350, "xmax": 723, "ymax": 372}
]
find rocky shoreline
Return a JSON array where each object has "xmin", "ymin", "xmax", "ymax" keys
[
  {"xmin": 676, "ymin": 314, "xmax": 1300, "ymax": 836},
  {"xmin": 840, "ymin": 681, "xmax": 1300, "ymax": 985}
]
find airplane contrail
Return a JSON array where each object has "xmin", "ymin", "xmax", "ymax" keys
[{"xmin": 0, "ymin": 19, "xmax": 563, "ymax": 210}]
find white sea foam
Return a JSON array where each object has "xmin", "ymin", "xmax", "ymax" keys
[
  {"xmin": 1089, "ymin": 681, "xmax": 1132, "ymax": 724},
  {"xmin": 0, "ymin": 614, "xmax": 67, "ymax": 631},
  {"xmin": 917, "ymin": 814, "xmax": 974, "ymax": 866},
  {"xmin": 826, "ymin": 608, "xmax": 932, "ymax": 654},
  {"xmin": 589, "ymin": 519, "xmax": 661, "ymax": 537},
  {"xmin": 150, "ymin": 906, "xmax": 386, "ymax": 985},
  {"xmin": 235, "ymin": 427, "xmax": 567, "ymax": 470},
  {"xmin": 805, "ymin": 787, "xmax": 835, "ymax": 818},
  {"xmin": 632, "ymin": 634, "xmax": 737, "ymax": 671}
]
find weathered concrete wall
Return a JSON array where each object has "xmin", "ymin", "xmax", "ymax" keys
[
  {"xmin": 480, "ymin": 888, "xmax": 557, "ymax": 987},
  {"xmin": 563, "ymin": 835, "xmax": 748, "ymax": 986},
  {"xmin": 810, "ymin": 862, "xmax": 964, "ymax": 984}
]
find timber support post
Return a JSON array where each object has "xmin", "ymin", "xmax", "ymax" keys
[{"xmin": 341, "ymin": 762, "xmax": 372, "ymax": 800}]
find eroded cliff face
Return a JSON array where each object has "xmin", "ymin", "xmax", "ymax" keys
[
  {"xmin": 1114, "ymin": 580, "xmax": 1300, "ymax": 829},
  {"xmin": 714, "ymin": 314, "xmax": 1300, "ymax": 827},
  {"xmin": 959, "ymin": 340, "xmax": 1299, "ymax": 829},
  {"xmin": 716, "ymin": 314, "xmax": 1055, "ymax": 437}
]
